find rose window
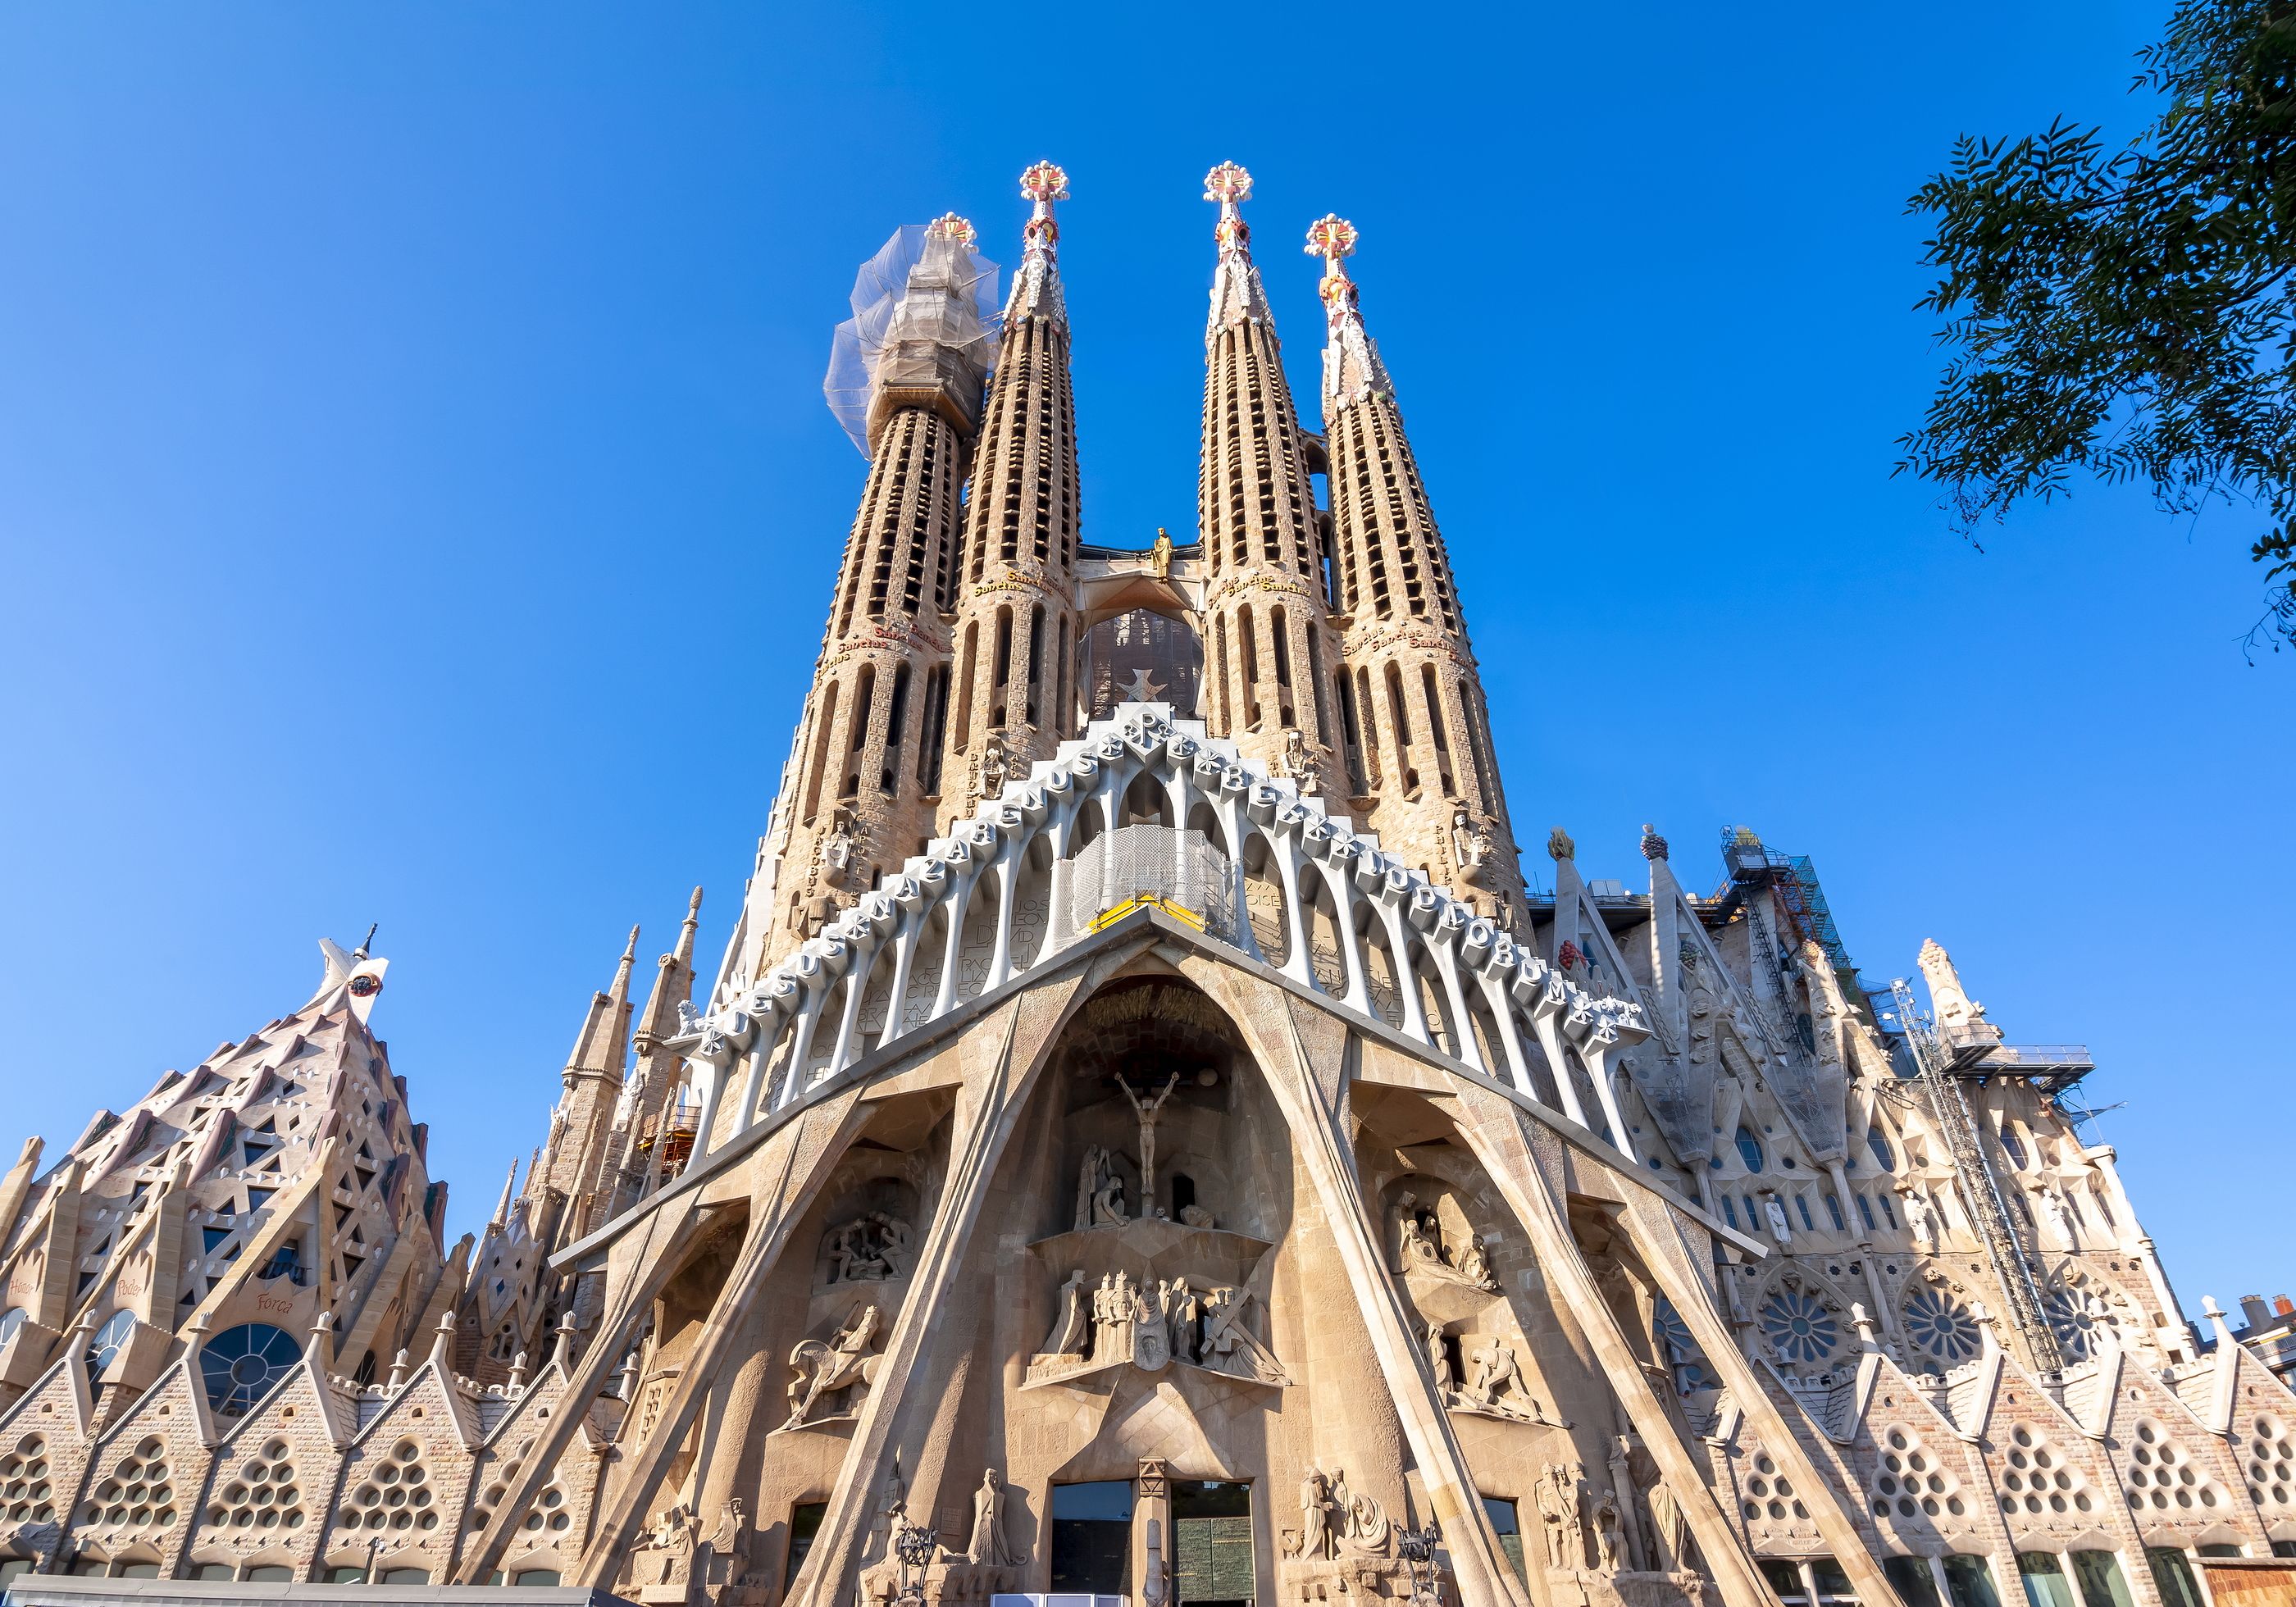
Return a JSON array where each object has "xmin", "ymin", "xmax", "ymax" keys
[
  {"xmin": 1761, "ymin": 1286, "xmax": 1840, "ymax": 1364},
  {"xmin": 1905, "ymin": 1286, "xmax": 1981, "ymax": 1364},
  {"xmin": 2044, "ymin": 1287, "xmax": 2110, "ymax": 1360}
]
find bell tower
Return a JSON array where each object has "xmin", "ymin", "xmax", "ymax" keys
[
  {"xmin": 936, "ymin": 162, "xmax": 1084, "ymax": 828},
  {"xmin": 757, "ymin": 214, "xmax": 994, "ymax": 956},
  {"xmin": 1308, "ymin": 216, "xmax": 1523, "ymax": 922},
  {"xmin": 1196, "ymin": 163, "xmax": 1346, "ymax": 797}
]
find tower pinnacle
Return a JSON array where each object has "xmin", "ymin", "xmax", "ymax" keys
[
  {"xmin": 1204, "ymin": 162, "xmax": 1270, "ymax": 331},
  {"xmin": 1305, "ymin": 214, "xmax": 1392, "ymax": 407},
  {"xmin": 1009, "ymin": 162, "xmax": 1070, "ymax": 325}
]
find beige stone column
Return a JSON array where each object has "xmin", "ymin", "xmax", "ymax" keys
[
  {"xmin": 1185, "ymin": 959, "xmax": 1534, "ymax": 1607},
  {"xmin": 566, "ymin": 1090, "xmax": 871, "ymax": 1588},
  {"xmin": 783, "ymin": 971, "xmax": 1093, "ymax": 1607},
  {"xmin": 1606, "ymin": 1182, "xmax": 1907, "ymax": 1607},
  {"xmin": 1445, "ymin": 1085, "xmax": 1778, "ymax": 1607}
]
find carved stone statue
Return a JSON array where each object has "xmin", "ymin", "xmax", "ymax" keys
[
  {"xmin": 1425, "ymin": 1320, "xmax": 1456, "ymax": 1395},
  {"xmin": 1178, "ymin": 1204, "xmax": 1216, "ymax": 1228},
  {"xmin": 965, "ymin": 1468, "xmax": 1021, "ymax": 1568},
  {"xmin": 1279, "ymin": 729, "xmax": 1322, "ymax": 797},
  {"xmin": 1164, "ymin": 1279, "xmax": 1202, "ymax": 1365},
  {"xmin": 1199, "ymin": 1285, "xmax": 1288, "ymax": 1385},
  {"xmin": 1118, "ymin": 1072, "xmax": 1182, "ymax": 1209},
  {"xmin": 1326, "ymin": 1468, "xmax": 1391, "ymax": 1555},
  {"xmin": 1392, "ymin": 1190, "xmax": 1497, "ymax": 1290},
  {"xmin": 1761, "ymin": 1194, "xmax": 1793, "ymax": 1245},
  {"xmin": 784, "ymin": 1304, "xmax": 881, "ymax": 1428},
  {"xmin": 1646, "ymin": 1474, "xmax": 1690, "ymax": 1573},
  {"xmin": 1042, "ymin": 1269, "xmax": 1091, "ymax": 1357},
  {"xmin": 975, "ymin": 731, "xmax": 1009, "ymax": 807},
  {"xmin": 1590, "ymin": 1486, "xmax": 1622, "ymax": 1572},
  {"xmin": 1533, "ymin": 1468, "xmax": 1572, "ymax": 1570},
  {"xmin": 1465, "ymin": 1335, "xmax": 1542, "ymax": 1420},
  {"xmin": 639, "ymin": 1504, "xmax": 700, "ymax": 1588},
  {"xmin": 1899, "ymin": 1186, "xmax": 1938, "ymax": 1250},
  {"xmin": 1287, "ymin": 1467, "xmax": 1337, "ymax": 1560},
  {"xmin": 1075, "ymin": 1146, "xmax": 1128, "ymax": 1229},
  {"xmin": 2035, "ymin": 1188, "xmax": 2077, "ymax": 1250},
  {"xmin": 1451, "ymin": 808, "xmax": 1492, "ymax": 886},
  {"xmin": 704, "ymin": 1496, "xmax": 752, "ymax": 1591},
  {"xmin": 1544, "ymin": 1464, "xmax": 1589, "ymax": 1571}
]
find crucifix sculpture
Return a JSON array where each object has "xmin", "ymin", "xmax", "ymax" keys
[{"xmin": 1118, "ymin": 1072, "xmax": 1183, "ymax": 1211}]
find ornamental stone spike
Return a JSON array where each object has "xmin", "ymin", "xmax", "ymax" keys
[{"xmin": 1008, "ymin": 160, "xmax": 1070, "ymax": 324}]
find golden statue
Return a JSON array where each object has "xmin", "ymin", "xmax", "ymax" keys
[{"xmin": 1149, "ymin": 527, "xmax": 1173, "ymax": 580}]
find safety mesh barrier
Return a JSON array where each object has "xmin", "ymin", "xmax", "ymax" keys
[{"xmin": 1070, "ymin": 824, "xmax": 1236, "ymax": 940}]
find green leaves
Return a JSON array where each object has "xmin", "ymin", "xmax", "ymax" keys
[{"xmin": 1900, "ymin": 0, "xmax": 2296, "ymax": 656}]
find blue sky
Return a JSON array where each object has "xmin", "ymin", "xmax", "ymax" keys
[{"xmin": 2, "ymin": 2, "xmax": 2287, "ymax": 1321}]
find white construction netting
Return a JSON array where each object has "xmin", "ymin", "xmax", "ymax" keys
[
  {"xmin": 1070, "ymin": 824, "xmax": 1236, "ymax": 939},
  {"xmin": 824, "ymin": 224, "xmax": 1001, "ymax": 454}
]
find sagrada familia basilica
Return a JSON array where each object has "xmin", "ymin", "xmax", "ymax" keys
[{"xmin": 2, "ymin": 163, "xmax": 2289, "ymax": 1607}]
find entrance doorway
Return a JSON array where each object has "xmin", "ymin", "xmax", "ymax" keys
[
  {"xmin": 1172, "ymin": 1479, "xmax": 1252, "ymax": 1607},
  {"xmin": 1050, "ymin": 1480, "xmax": 1134, "ymax": 1596}
]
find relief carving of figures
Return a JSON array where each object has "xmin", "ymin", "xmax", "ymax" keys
[
  {"xmin": 1199, "ymin": 1285, "xmax": 1289, "ymax": 1385},
  {"xmin": 703, "ymin": 1497, "xmax": 753, "ymax": 1594},
  {"xmin": 1075, "ymin": 1146, "xmax": 1128, "ymax": 1229},
  {"xmin": 1178, "ymin": 1204, "xmax": 1216, "ymax": 1228},
  {"xmin": 1458, "ymin": 1334, "xmax": 1560, "ymax": 1424},
  {"xmin": 638, "ymin": 1504, "xmax": 701, "ymax": 1589},
  {"xmin": 825, "ymin": 1212, "xmax": 912, "ymax": 1284},
  {"xmin": 1538, "ymin": 1464, "xmax": 1589, "ymax": 1572},
  {"xmin": 1326, "ymin": 1468, "xmax": 1392, "ymax": 1555},
  {"xmin": 783, "ymin": 1303, "xmax": 882, "ymax": 1428},
  {"xmin": 820, "ymin": 806, "xmax": 863, "ymax": 890},
  {"xmin": 1391, "ymin": 1190, "xmax": 1497, "ymax": 1291},
  {"xmin": 1285, "ymin": 1467, "xmax": 1338, "ymax": 1560},
  {"xmin": 964, "ymin": 1468, "xmax": 1021, "ymax": 1568},
  {"xmin": 1117, "ymin": 1072, "xmax": 1182, "ymax": 1212},
  {"xmin": 1091, "ymin": 1272, "xmax": 1139, "ymax": 1362},
  {"xmin": 1161, "ymin": 1278, "xmax": 1203, "ymax": 1365}
]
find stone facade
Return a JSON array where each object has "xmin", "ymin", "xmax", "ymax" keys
[{"xmin": 2, "ymin": 165, "xmax": 2289, "ymax": 1607}]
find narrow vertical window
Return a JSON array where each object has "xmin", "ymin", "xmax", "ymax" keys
[
  {"xmin": 918, "ymin": 666, "xmax": 949, "ymax": 792},
  {"xmin": 880, "ymin": 664, "xmax": 911, "ymax": 794},
  {"xmin": 1214, "ymin": 614, "xmax": 1232, "ymax": 731},
  {"xmin": 1304, "ymin": 627, "xmax": 1330, "ymax": 744},
  {"xmin": 1355, "ymin": 667, "xmax": 1381, "ymax": 787},
  {"xmin": 990, "ymin": 606, "xmax": 1014, "ymax": 728},
  {"xmin": 1384, "ymin": 662, "xmax": 1418, "ymax": 793},
  {"xmin": 1269, "ymin": 605, "xmax": 1295, "ymax": 726},
  {"xmin": 801, "ymin": 682, "xmax": 840, "ymax": 825},
  {"xmin": 1421, "ymin": 664, "xmax": 1456, "ymax": 795},
  {"xmin": 841, "ymin": 665, "xmax": 875, "ymax": 799},
  {"xmin": 1024, "ymin": 605, "xmax": 1043, "ymax": 726},
  {"xmin": 1054, "ymin": 621, "xmax": 1069, "ymax": 739},
  {"xmin": 1238, "ymin": 606, "xmax": 1262, "ymax": 730},
  {"xmin": 1336, "ymin": 674, "xmax": 1366, "ymax": 795},
  {"xmin": 952, "ymin": 624, "xmax": 977, "ymax": 753}
]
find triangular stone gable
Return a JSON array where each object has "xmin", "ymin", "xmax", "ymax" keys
[
  {"xmin": 2094, "ymin": 1345, "xmax": 2256, "ymax": 1550},
  {"xmin": 1847, "ymin": 1350, "xmax": 2001, "ymax": 1559},
  {"xmin": 1975, "ymin": 1350, "xmax": 2125, "ymax": 1554},
  {"xmin": 179, "ymin": 1351, "xmax": 344, "ymax": 1581},
  {"xmin": 325, "ymin": 1350, "xmax": 480, "ymax": 1581},
  {"xmin": 66, "ymin": 1349, "xmax": 214, "ymax": 1574}
]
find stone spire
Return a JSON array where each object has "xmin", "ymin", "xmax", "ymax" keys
[
  {"xmin": 1309, "ymin": 217, "xmax": 1520, "ymax": 920},
  {"xmin": 616, "ymin": 887, "xmax": 705, "ymax": 1207},
  {"xmin": 763, "ymin": 214, "xmax": 993, "ymax": 950},
  {"xmin": 1197, "ymin": 163, "xmax": 1343, "ymax": 794},
  {"xmin": 938, "ymin": 163, "xmax": 1083, "ymax": 828},
  {"xmin": 544, "ymin": 924, "xmax": 640, "ymax": 1218}
]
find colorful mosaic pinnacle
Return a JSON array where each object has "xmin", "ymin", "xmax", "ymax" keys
[{"xmin": 922, "ymin": 211, "xmax": 976, "ymax": 246}]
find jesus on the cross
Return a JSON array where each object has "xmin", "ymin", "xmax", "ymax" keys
[{"xmin": 1118, "ymin": 1071, "xmax": 1183, "ymax": 1212}]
